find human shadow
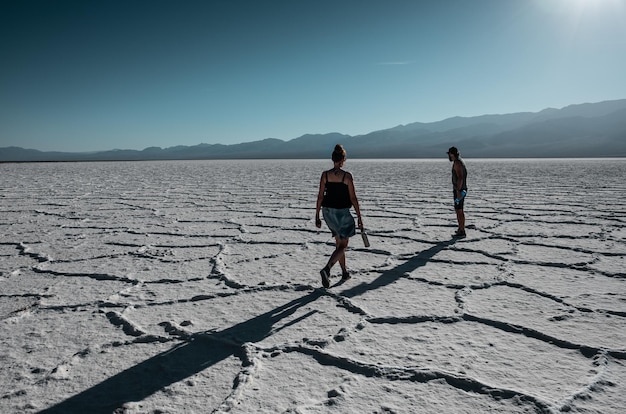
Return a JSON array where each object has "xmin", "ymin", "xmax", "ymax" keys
[
  {"xmin": 340, "ymin": 238, "xmax": 457, "ymax": 298},
  {"xmin": 39, "ymin": 290, "xmax": 322, "ymax": 414},
  {"xmin": 38, "ymin": 240, "xmax": 456, "ymax": 413}
]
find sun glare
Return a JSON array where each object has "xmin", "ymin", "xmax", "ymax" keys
[
  {"xmin": 533, "ymin": 0, "xmax": 626, "ymax": 40},
  {"xmin": 535, "ymin": 0, "xmax": 626, "ymax": 14}
]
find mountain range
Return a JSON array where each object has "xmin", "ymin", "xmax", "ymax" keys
[{"xmin": 2, "ymin": 99, "xmax": 625, "ymax": 162}]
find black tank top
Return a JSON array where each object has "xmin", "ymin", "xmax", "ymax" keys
[{"xmin": 322, "ymin": 171, "xmax": 352, "ymax": 209}]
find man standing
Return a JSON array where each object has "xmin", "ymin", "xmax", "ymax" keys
[{"xmin": 447, "ymin": 146, "xmax": 468, "ymax": 238}]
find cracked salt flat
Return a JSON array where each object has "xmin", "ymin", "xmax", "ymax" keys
[{"xmin": 0, "ymin": 158, "xmax": 624, "ymax": 413}]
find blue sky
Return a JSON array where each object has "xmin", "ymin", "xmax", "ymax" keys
[{"xmin": 1, "ymin": 0, "xmax": 625, "ymax": 152}]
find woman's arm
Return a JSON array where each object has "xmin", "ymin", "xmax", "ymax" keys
[
  {"xmin": 346, "ymin": 173, "xmax": 364, "ymax": 230},
  {"xmin": 315, "ymin": 172, "xmax": 326, "ymax": 228}
]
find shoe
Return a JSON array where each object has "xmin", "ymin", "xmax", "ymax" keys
[
  {"xmin": 453, "ymin": 230, "xmax": 466, "ymax": 239},
  {"xmin": 340, "ymin": 272, "xmax": 351, "ymax": 282},
  {"xmin": 320, "ymin": 267, "xmax": 330, "ymax": 288}
]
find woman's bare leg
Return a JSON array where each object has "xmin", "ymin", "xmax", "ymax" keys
[
  {"xmin": 338, "ymin": 237, "xmax": 348, "ymax": 274},
  {"xmin": 326, "ymin": 237, "xmax": 349, "ymax": 270}
]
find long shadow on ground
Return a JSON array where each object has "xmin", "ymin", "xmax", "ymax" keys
[
  {"xmin": 39, "ymin": 239, "xmax": 456, "ymax": 413},
  {"xmin": 39, "ymin": 290, "xmax": 322, "ymax": 414},
  {"xmin": 340, "ymin": 238, "xmax": 457, "ymax": 298}
]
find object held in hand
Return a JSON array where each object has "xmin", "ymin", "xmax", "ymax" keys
[
  {"xmin": 361, "ymin": 229, "xmax": 370, "ymax": 248},
  {"xmin": 455, "ymin": 189, "xmax": 467, "ymax": 203}
]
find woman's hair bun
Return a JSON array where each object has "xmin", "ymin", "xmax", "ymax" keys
[{"xmin": 332, "ymin": 144, "xmax": 346, "ymax": 162}]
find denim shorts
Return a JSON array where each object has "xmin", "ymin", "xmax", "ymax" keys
[{"xmin": 322, "ymin": 207, "xmax": 356, "ymax": 240}]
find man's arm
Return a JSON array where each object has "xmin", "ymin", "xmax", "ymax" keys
[{"xmin": 453, "ymin": 161, "xmax": 465, "ymax": 195}]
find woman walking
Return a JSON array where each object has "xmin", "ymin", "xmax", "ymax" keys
[{"xmin": 315, "ymin": 144, "xmax": 364, "ymax": 288}]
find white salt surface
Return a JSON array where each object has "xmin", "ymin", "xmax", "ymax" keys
[{"xmin": 1, "ymin": 158, "xmax": 625, "ymax": 414}]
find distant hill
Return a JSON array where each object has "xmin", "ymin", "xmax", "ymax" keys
[{"xmin": 2, "ymin": 99, "xmax": 625, "ymax": 162}]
